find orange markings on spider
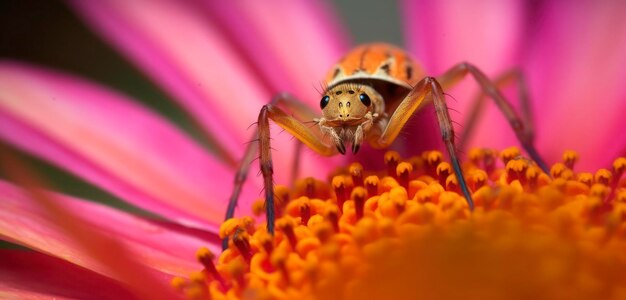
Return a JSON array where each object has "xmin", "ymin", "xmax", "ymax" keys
[{"xmin": 224, "ymin": 43, "xmax": 549, "ymax": 244}]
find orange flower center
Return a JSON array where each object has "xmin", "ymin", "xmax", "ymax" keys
[{"xmin": 173, "ymin": 148, "xmax": 626, "ymax": 300}]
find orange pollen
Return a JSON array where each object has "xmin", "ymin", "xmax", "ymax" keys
[
  {"xmin": 195, "ymin": 247, "xmax": 226, "ymax": 289},
  {"xmin": 351, "ymin": 186, "xmax": 367, "ymax": 220},
  {"xmin": 349, "ymin": 162, "xmax": 364, "ymax": 187},
  {"xmin": 435, "ymin": 162, "xmax": 451, "ymax": 186},
  {"xmin": 232, "ymin": 230, "xmax": 252, "ymax": 263},
  {"xmin": 175, "ymin": 149, "xmax": 626, "ymax": 300},
  {"xmin": 396, "ymin": 162, "xmax": 413, "ymax": 190},
  {"xmin": 364, "ymin": 175, "xmax": 379, "ymax": 196},
  {"xmin": 332, "ymin": 176, "xmax": 349, "ymax": 213},
  {"xmin": 277, "ymin": 218, "xmax": 298, "ymax": 249},
  {"xmin": 562, "ymin": 149, "xmax": 579, "ymax": 169},
  {"xmin": 500, "ymin": 146, "xmax": 521, "ymax": 165},
  {"xmin": 298, "ymin": 198, "xmax": 311, "ymax": 225},
  {"xmin": 384, "ymin": 150, "xmax": 400, "ymax": 178}
]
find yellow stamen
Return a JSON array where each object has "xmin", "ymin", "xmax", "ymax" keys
[
  {"xmin": 595, "ymin": 169, "xmax": 612, "ymax": 185},
  {"xmin": 170, "ymin": 276, "xmax": 187, "ymax": 291},
  {"xmin": 349, "ymin": 162, "xmax": 364, "ymax": 187},
  {"xmin": 436, "ymin": 162, "xmax": 452, "ymax": 187},
  {"xmin": 178, "ymin": 150, "xmax": 626, "ymax": 300},
  {"xmin": 396, "ymin": 162, "xmax": 413, "ymax": 189},
  {"xmin": 500, "ymin": 146, "xmax": 521, "ymax": 165},
  {"xmin": 384, "ymin": 150, "xmax": 400, "ymax": 178},
  {"xmin": 562, "ymin": 149, "xmax": 579, "ymax": 169}
]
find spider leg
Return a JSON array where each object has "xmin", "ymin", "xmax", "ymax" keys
[
  {"xmin": 225, "ymin": 94, "xmax": 317, "ymax": 220},
  {"xmin": 223, "ymin": 93, "xmax": 322, "ymax": 249},
  {"xmin": 258, "ymin": 104, "xmax": 336, "ymax": 235},
  {"xmin": 437, "ymin": 63, "xmax": 549, "ymax": 174},
  {"xmin": 370, "ymin": 77, "xmax": 475, "ymax": 210},
  {"xmin": 451, "ymin": 69, "xmax": 533, "ymax": 153}
]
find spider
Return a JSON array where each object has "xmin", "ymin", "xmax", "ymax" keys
[{"xmin": 224, "ymin": 43, "xmax": 548, "ymax": 241}]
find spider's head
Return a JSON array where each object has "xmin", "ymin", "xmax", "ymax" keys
[
  {"xmin": 317, "ymin": 84, "xmax": 384, "ymax": 155},
  {"xmin": 319, "ymin": 84, "xmax": 381, "ymax": 126}
]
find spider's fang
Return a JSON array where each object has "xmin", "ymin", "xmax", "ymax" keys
[
  {"xmin": 352, "ymin": 143, "xmax": 360, "ymax": 154},
  {"xmin": 336, "ymin": 143, "xmax": 346, "ymax": 155}
]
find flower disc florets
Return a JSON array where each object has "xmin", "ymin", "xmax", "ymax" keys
[{"xmin": 174, "ymin": 149, "xmax": 626, "ymax": 300}]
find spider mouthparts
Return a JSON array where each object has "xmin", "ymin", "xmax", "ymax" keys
[
  {"xmin": 336, "ymin": 143, "xmax": 346, "ymax": 155},
  {"xmin": 352, "ymin": 143, "xmax": 360, "ymax": 154}
]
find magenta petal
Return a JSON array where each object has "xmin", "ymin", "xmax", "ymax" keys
[
  {"xmin": 0, "ymin": 180, "xmax": 217, "ymax": 279},
  {"xmin": 525, "ymin": 1, "xmax": 626, "ymax": 170},
  {"xmin": 0, "ymin": 173, "xmax": 179, "ymax": 300},
  {"xmin": 0, "ymin": 62, "xmax": 262, "ymax": 229},
  {"xmin": 400, "ymin": 0, "xmax": 526, "ymax": 155},
  {"xmin": 402, "ymin": 0, "xmax": 524, "ymax": 75},
  {"xmin": 200, "ymin": 0, "xmax": 349, "ymax": 103},
  {"xmin": 0, "ymin": 250, "xmax": 137, "ymax": 300},
  {"xmin": 215, "ymin": 0, "xmax": 349, "ymax": 105},
  {"xmin": 69, "ymin": 0, "xmax": 338, "ymax": 185},
  {"xmin": 68, "ymin": 0, "xmax": 266, "ymax": 158}
]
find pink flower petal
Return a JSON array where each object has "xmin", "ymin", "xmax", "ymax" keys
[
  {"xmin": 0, "ymin": 157, "xmax": 178, "ymax": 300},
  {"xmin": 525, "ymin": 1, "xmax": 626, "ymax": 170},
  {"xmin": 69, "ymin": 0, "xmax": 339, "ymax": 184},
  {"xmin": 0, "ymin": 250, "xmax": 137, "ymax": 300},
  {"xmin": 402, "ymin": 0, "xmax": 523, "ymax": 75},
  {"xmin": 216, "ymin": 0, "xmax": 349, "ymax": 105},
  {"xmin": 0, "ymin": 180, "xmax": 215, "ymax": 280},
  {"xmin": 199, "ymin": 0, "xmax": 350, "ymax": 103},
  {"xmin": 399, "ymin": 0, "xmax": 525, "ymax": 159},
  {"xmin": 403, "ymin": 1, "xmax": 626, "ymax": 170},
  {"xmin": 0, "ymin": 62, "xmax": 261, "ymax": 229},
  {"xmin": 68, "ymin": 0, "xmax": 264, "ymax": 159}
]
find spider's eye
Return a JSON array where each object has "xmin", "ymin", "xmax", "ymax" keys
[
  {"xmin": 320, "ymin": 95, "xmax": 330, "ymax": 109},
  {"xmin": 359, "ymin": 93, "xmax": 371, "ymax": 106}
]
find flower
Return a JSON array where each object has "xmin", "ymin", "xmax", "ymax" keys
[
  {"xmin": 0, "ymin": 0, "xmax": 625, "ymax": 299},
  {"xmin": 402, "ymin": 0, "xmax": 626, "ymax": 170},
  {"xmin": 179, "ymin": 150, "xmax": 626, "ymax": 300}
]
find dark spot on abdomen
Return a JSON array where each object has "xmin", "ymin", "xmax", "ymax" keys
[{"xmin": 406, "ymin": 65, "xmax": 413, "ymax": 80}]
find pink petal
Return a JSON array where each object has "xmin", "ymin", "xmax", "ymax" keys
[
  {"xmin": 402, "ymin": 0, "xmax": 524, "ymax": 75},
  {"xmin": 199, "ymin": 0, "xmax": 350, "ymax": 103},
  {"xmin": 403, "ymin": 1, "xmax": 626, "ymax": 170},
  {"xmin": 525, "ymin": 1, "xmax": 626, "ymax": 170},
  {"xmin": 0, "ymin": 180, "xmax": 215, "ymax": 280},
  {"xmin": 0, "ymin": 160, "xmax": 178, "ymax": 300},
  {"xmin": 399, "ymin": 0, "xmax": 526, "ymax": 158},
  {"xmin": 0, "ymin": 250, "xmax": 137, "ymax": 300},
  {"xmin": 0, "ymin": 62, "xmax": 260, "ymax": 229},
  {"xmin": 68, "ymin": 0, "xmax": 264, "ymax": 159},
  {"xmin": 69, "ymin": 0, "xmax": 339, "ymax": 184},
  {"xmin": 215, "ymin": 0, "xmax": 349, "ymax": 105}
]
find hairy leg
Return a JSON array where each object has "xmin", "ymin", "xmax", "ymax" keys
[
  {"xmin": 437, "ymin": 63, "xmax": 549, "ymax": 173},
  {"xmin": 371, "ymin": 77, "xmax": 475, "ymax": 210},
  {"xmin": 223, "ymin": 94, "xmax": 323, "ymax": 249},
  {"xmin": 257, "ymin": 103, "xmax": 336, "ymax": 234},
  {"xmin": 448, "ymin": 69, "xmax": 534, "ymax": 153}
]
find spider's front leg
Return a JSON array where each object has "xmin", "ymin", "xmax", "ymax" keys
[
  {"xmin": 225, "ymin": 94, "xmax": 318, "ymax": 223},
  {"xmin": 257, "ymin": 103, "xmax": 336, "ymax": 234},
  {"xmin": 223, "ymin": 94, "xmax": 330, "ymax": 249},
  {"xmin": 370, "ymin": 77, "xmax": 475, "ymax": 210}
]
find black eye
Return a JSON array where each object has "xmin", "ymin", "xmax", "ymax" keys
[
  {"xmin": 359, "ymin": 93, "xmax": 371, "ymax": 106},
  {"xmin": 320, "ymin": 95, "xmax": 330, "ymax": 109}
]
